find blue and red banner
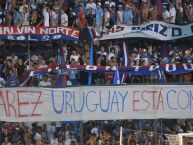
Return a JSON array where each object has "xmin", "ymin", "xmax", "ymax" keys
[
  {"xmin": 29, "ymin": 63, "xmax": 193, "ymax": 77},
  {"xmin": 0, "ymin": 26, "xmax": 80, "ymax": 41}
]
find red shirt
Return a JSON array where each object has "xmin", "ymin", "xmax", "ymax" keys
[
  {"xmin": 49, "ymin": 62, "xmax": 58, "ymax": 68},
  {"xmin": 77, "ymin": 10, "xmax": 86, "ymax": 27}
]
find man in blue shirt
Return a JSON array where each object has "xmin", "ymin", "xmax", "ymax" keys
[
  {"xmin": 95, "ymin": 2, "xmax": 103, "ymax": 32},
  {"xmin": 13, "ymin": 7, "xmax": 22, "ymax": 26},
  {"xmin": 123, "ymin": 5, "xmax": 133, "ymax": 25}
]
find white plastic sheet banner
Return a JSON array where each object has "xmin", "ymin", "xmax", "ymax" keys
[
  {"xmin": 100, "ymin": 21, "xmax": 193, "ymax": 40},
  {"xmin": 0, "ymin": 85, "xmax": 193, "ymax": 122}
]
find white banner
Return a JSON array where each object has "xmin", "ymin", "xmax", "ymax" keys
[
  {"xmin": 100, "ymin": 21, "xmax": 193, "ymax": 40},
  {"xmin": 1, "ymin": 85, "xmax": 193, "ymax": 122}
]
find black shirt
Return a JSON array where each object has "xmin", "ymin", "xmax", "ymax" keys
[
  {"xmin": 15, "ymin": 64, "xmax": 26, "ymax": 78},
  {"xmin": 86, "ymin": 14, "xmax": 95, "ymax": 27},
  {"xmin": 68, "ymin": 12, "xmax": 76, "ymax": 27}
]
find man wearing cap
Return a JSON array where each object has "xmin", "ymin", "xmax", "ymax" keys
[
  {"xmin": 123, "ymin": 4, "xmax": 133, "ymax": 25},
  {"xmin": 86, "ymin": 0, "xmax": 96, "ymax": 14},
  {"xmin": 162, "ymin": 5, "xmax": 170, "ymax": 22},
  {"xmin": 116, "ymin": 5, "xmax": 123, "ymax": 24}
]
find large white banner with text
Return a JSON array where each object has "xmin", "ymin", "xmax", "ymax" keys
[
  {"xmin": 100, "ymin": 21, "xmax": 193, "ymax": 40},
  {"xmin": 0, "ymin": 85, "xmax": 193, "ymax": 122}
]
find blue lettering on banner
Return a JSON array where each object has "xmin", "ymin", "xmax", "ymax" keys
[
  {"xmin": 111, "ymin": 91, "xmax": 119, "ymax": 112},
  {"xmin": 166, "ymin": 90, "xmax": 193, "ymax": 110},
  {"xmin": 177, "ymin": 90, "xmax": 189, "ymax": 110},
  {"xmin": 51, "ymin": 90, "xmax": 64, "ymax": 114},
  {"xmin": 99, "ymin": 90, "xmax": 110, "ymax": 112},
  {"xmin": 118, "ymin": 91, "xmax": 128, "ymax": 112},
  {"xmin": 86, "ymin": 91, "xmax": 98, "ymax": 112},
  {"xmin": 73, "ymin": 92, "xmax": 84, "ymax": 112},
  {"xmin": 51, "ymin": 90, "xmax": 129, "ymax": 114},
  {"xmin": 131, "ymin": 23, "xmax": 168, "ymax": 37},
  {"xmin": 65, "ymin": 91, "xmax": 73, "ymax": 113},
  {"xmin": 172, "ymin": 27, "xmax": 182, "ymax": 36},
  {"xmin": 167, "ymin": 90, "xmax": 177, "ymax": 110}
]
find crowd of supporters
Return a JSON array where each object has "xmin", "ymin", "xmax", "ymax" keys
[
  {"xmin": 0, "ymin": 0, "xmax": 192, "ymax": 86},
  {"xmin": 0, "ymin": 39, "xmax": 193, "ymax": 87},
  {"xmin": 0, "ymin": 119, "xmax": 193, "ymax": 145},
  {"xmin": 0, "ymin": 0, "xmax": 193, "ymax": 30},
  {"xmin": 0, "ymin": 1, "xmax": 193, "ymax": 145}
]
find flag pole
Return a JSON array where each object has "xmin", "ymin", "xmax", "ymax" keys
[
  {"xmin": 88, "ymin": 27, "xmax": 93, "ymax": 85},
  {"xmin": 27, "ymin": 26, "xmax": 31, "ymax": 70},
  {"xmin": 120, "ymin": 126, "xmax": 122, "ymax": 145}
]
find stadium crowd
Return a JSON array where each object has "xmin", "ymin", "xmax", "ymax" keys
[
  {"xmin": 1, "ymin": 39, "xmax": 193, "ymax": 87},
  {"xmin": 0, "ymin": 0, "xmax": 192, "ymax": 87},
  {"xmin": 0, "ymin": 0, "xmax": 192, "ymax": 86},
  {"xmin": 0, "ymin": 0, "xmax": 193, "ymax": 145},
  {"xmin": 0, "ymin": 0, "xmax": 193, "ymax": 29},
  {"xmin": 0, "ymin": 119, "xmax": 193, "ymax": 145}
]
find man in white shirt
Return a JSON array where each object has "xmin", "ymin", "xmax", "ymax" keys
[
  {"xmin": 169, "ymin": 3, "xmax": 176, "ymax": 23},
  {"xmin": 116, "ymin": 5, "xmax": 123, "ymax": 24},
  {"xmin": 61, "ymin": 9, "xmax": 68, "ymax": 26},
  {"xmin": 162, "ymin": 6, "xmax": 170, "ymax": 22},
  {"xmin": 50, "ymin": 7, "xmax": 59, "ymax": 26},
  {"xmin": 38, "ymin": 75, "xmax": 51, "ymax": 87},
  {"xmin": 43, "ymin": 7, "xmax": 50, "ymax": 26},
  {"xmin": 86, "ymin": 0, "xmax": 96, "ymax": 14}
]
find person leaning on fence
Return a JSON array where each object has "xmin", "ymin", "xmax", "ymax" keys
[{"xmin": 38, "ymin": 75, "xmax": 51, "ymax": 87}]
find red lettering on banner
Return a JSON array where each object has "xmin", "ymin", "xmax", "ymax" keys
[
  {"xmin": 0, "ymin": 90, "xmax": 43, "ymax": 118},
  {"xmin": 152, "ymin": 91, "xmax": 157, "ymax": 110},
  {"xmin": 133, "ymin": 90, "xmax": 164, "ymax": 112},
  {"xmin": 101, "ymin": 25, "xmax": 125, "ymax": 37},
  {"xmin": 17, "ymin": 91, "xmax": 30, "ymax": 117},
  {"xmin": 157, "ymin": 90, "xmax": 164, "ymax": 110},
  {"xmin": 0, "ymin": 91, "xmax": 8, "ymax": 116},
  {"xmin": 6, "ymin": 90, "xmax": 17, "ymax": 117},
  {"xmin": 116, "ymin": 25, "xmax": 124, "ymax": 32},
  {"xmin": 0, "ymin": 26, "xmax": 80, "ymax": 39},
  {"xmin": 31, "ymin": 91, "xmax": 43, "ymax": 116},
  {"xmin": 141, "ymin": 91, "xmax": 150, "ymax": 111},
  {"xmin": 133, "ymin": 91, "xmax": 140, "ymax": 111},
  {"xmin": 71, "ymin": 30, "xmax": 79, "ymax": 38}
]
